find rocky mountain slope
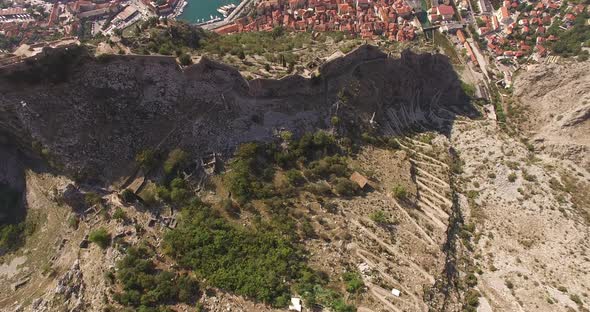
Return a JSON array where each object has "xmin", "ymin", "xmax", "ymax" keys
[
  {"xmin": 0, "ymin": 45, "xmax": 474, "ymax": 184},
  {"xmin": 1, "ymin": 46, "xmax": 589, "ymax": 312},
  {"xmin": 513, "ymin": 61, "xmax": 590, "ymax": 170}
]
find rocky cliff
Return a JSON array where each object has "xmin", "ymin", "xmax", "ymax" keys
[
  {"xmin": 514, "ymin": 62, "xmax": 590, "ymax": 169},
  {"xmin": 0, "ymin": 45, "xmax": 475, "ymax": 183}
]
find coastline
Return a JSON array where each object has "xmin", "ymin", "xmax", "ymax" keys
[
  {"xmin": 169, "ymin": 0, "xmax": 188, "ymax": 19},
  {"xmin": 172, "ymin": 0, "xmax": 241, "ymax": 24}
]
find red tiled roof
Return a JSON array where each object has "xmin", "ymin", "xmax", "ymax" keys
[{"xmin": 437, "ymin": 5, "xmax": 454, "ymax": 16}]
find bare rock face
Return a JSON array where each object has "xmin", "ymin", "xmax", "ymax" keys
[
  {"xmin": 57, "ymin": 184, "xmax": 85, "ymax": 211},
  {"xmin": 0, "ymin": 45, "xmax": 475, "ymax": 183},
  {"xmin": 513, "ymin": 62, "xmax": 590, "ymax": 169}
]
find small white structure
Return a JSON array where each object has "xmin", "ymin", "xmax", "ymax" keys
[
  {"xmin": 289, "ymin": 297, "xmax": 302, "ymax": 312},
  {"xmin": 391, "ymin": 288, "xmax": 401, "ymax": 297}
]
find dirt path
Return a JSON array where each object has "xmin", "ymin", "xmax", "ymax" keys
[{"xmin": 350, "ymin": 219, "xmax": 436, "ymax": 284}]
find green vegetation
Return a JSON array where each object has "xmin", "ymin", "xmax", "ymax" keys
[
  {"xmin": 200, "ymin": 30, "xmax": 312, "ymax": 65},
  {"xmin": 226, "ymin": 131, "xmax": 353, "ymax": 203},
  {"xmin": 392, "ymin": 184, "xmax": 407, "ymax": 200},
  {"xmin": 114, "ymin": 246, "xmax": 199, "ymax": 310},
  {"xmin": 126, "ymin": 131, "xmax": 361, "ymax": 310},
  {"xmin": 163, "ymin": 148, "xmax": 189, "ymax": 175},
  {"xmin": 548, "ymin": 12, "xmax": 590, "ymax": 58},
  {"xmin": 433, "ymin": 31, "xmax": 460, "ymax": 64},
  {"xmin": 285, "ymin": 169, "xmax": 305, "ymax": 186},
  {"xmin": 0, "ymin": 184, "xmax": 24, "ymax": 252},
  {"xmin": 179, "ymin": 53, "xmax": 192, "ymax": 66},
  {"xmin": 120, "ymin": 189, "xmax": 136, "ymax": 203},
  {"xmin": 88, "ymin": 227, "xmax": 111, "ymax": 249},
  {"xmin": 136, "ymin": 149, "xmax": 158, "ymax": 171},
  {"xmin": 163, "ymin": 202, "xmax": 303, "ymax": 306},
  {"xmin": 112, "ymin": 208, "xmax": 127, "ymax": 221},
  {"xmin": 333, "ymin": 178, "xmax": 360, "ymax": 197},
  {"xmin": 343, "ymin": 271, "xmax": 365, "ymax": 294},
  {"xmin": 464, "ymin": 289, "xmax": 481, "ymax": 311},
  {"xmin": 331, "ymin": 116, "xmax": 341, "ymax": 127},
  {"xmin": 369, "ymin": 210, "xmax": 389, "ymax": 224},
  {"xmin": 225, "ymin": 142, "xmax": 276, "ymax": 203},
  {"xmin": 0, "ymin": 33, "xmax": 21, "ymax": 50},
  {"xmin": 84, "ymin": 191, "xmax": 102, "ymax": 207},
  {"xmin": 131, "ymin": 20, "xmax": 203, "ymax": 55},
  {"xmin": 294, "ymin": 272, "xmax": 356, "ymax": 312},
  {"xmin": 0, "ymin": 223, "xmax": 24, "ymax": 252},
  {"xmin": 508, "ymin": 172, "xmax": 517, "ymax": 182},
  {"xmin": 156, "ymin": 176, "xmax": 191, "ymax": 206},
  {"xmin": 461, "ymin": 82, "xmax": 477, "ymax": 98}
]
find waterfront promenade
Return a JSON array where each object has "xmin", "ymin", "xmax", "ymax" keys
[{"xmin": 195, "ymin": 0, "xmax": 255, "ymax": 30}]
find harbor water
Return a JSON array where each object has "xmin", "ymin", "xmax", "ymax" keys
[{"xmin": 177, "ymin": 0, "xmax": 241, "ymax": 23}]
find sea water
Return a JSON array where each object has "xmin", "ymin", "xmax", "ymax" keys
[{"xmin": 177, "ymin": 0, "xmax": 241, "ymax": 23}]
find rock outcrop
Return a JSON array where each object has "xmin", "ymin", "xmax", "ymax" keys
[
  {"xmin": 0, "ymin": 45, "xmax": 475, "ymax": 183},
  {"xmin": 514, "ymin": 62, "xmax": 590, "ymax": 169}
]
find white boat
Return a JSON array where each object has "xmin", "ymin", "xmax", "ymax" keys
[
  {"xmin": 217, "ymin": 8, "xmax": 228, "ymax": 16},
  {"xmin": 216, "ymin": 4, "xmax": 236, "ymax": 17}
]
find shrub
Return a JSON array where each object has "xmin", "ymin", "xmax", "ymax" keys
[
  {"xmin": 330, "ymin": 116, "xmax": 340, "ymax": 126},
  {"xmin": 163, "ymin": 203, "xmax": 307, "ymax": 306},
  {"xmin": 114, "ymin": 246, "xmax": 199, "ymax": 309},
  {"xmin": 178, "ymin": 53, "xmax": 192, "ymax": 66},
  {"xmin": 156, "ymin": 186, "xmax": 171, "ymax": 202},
  {"xmin": 508, "ymin": 172, "xmax": 517, "ymax": 182},
  {"xmin": 170, "ymin": 188, "xmax": 189, "ymax": 204},
  {"xmin": 0, "ymin": 184, "xmax": 25, "ymax": 251},
  {"xmin": 113, "ymin": 208, "xmax": 127, "ymax": 221},
  {"xmin": 570, "ymin": 294, "xmax": 582, "ymax": 305},
  {"xmin": 466, "ymin": 273, "xmax": 478, "ymax": 287},
  {"xmin": 163, "ymin": 149, "xmax": 189, "ymax": 175},
  {"xmin": 465, "ymin": 289, "xmax": 480, "ymax": 307},
  {"xmin": 121, "ymin": 189, "xmax": 136, "ymax": 203},
  {"xmin": 285, "ymin": 169, "xmax": 305, "ymax": 186},
  {"xmin": 333, "ymin": 178, "xmax": 359, "ymax": 197},
  {"xmin": 343, "ymin": 271, "xmax": 364, "ymax": 294},
  {"xmin": 226, "ymin": 142, "xmax": 275, "ymax": 203},
  {"xmin": 505, "ymin": 280, "xmax": 514, "ymax": 289},
  {"xmin": 135, "ymin": 149, "xmax": 158, "ymax": 171},
  {"xmin": 89, "ymin": 228, "xmax": 111, "ymax": 249},
  {"xmin": 392, "ymin": 184, "xmax": 407, "ymax": 200},
  {"xmin": 0, "ymin": 223, "xmax": 25, "ymax": 251},
  {"xmin": 301, "ymin": 220, "xmax": 316, "ymax": 239},
  {"xmin": 305, "ymin": 182, "xmax": 332, "ymax": 196},
  {"xmin": 84, "ymin": 192, "xmax": 102, "ymax": 207},
  {"xmin": 68, "ymin": 215, "xmax": 79, "ymax": 229},
  {"xmin": 369, "ymin": 211, "xmax": 388, "ymax": 224}
]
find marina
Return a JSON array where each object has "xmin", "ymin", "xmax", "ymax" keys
[{"xmin": 175, "ymin": 0, "xmax": 240, "ymax": 24}]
